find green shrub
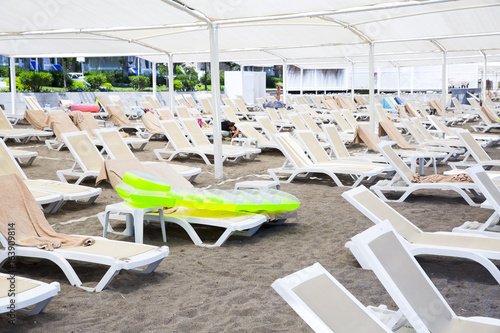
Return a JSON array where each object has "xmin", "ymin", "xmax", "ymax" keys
[
  {"xmin": 0, "ymin": 66, "xmax": 25, "ymax": 77},
  {"xmin": 2, "ymin": 78, "xmax": 29, "ymax": 92},
  {"xmin": 130, "ymin": 75, "xmax": 151, "ymax": 90},
  {"xmin": 86, "ymin": 74, "xmax": 107, "ymax": 90},
  {"xmin": 19, "ymin": 71, "xmax": 53, "ymax": 92},
  {"xmin": 100, "ymin": 82, "xmax": 113, "ymax": 91},
  {"xmin": 69, "ymin": 81, "xmax": 90, "ymax": 92},
  {"xmin": 51, "ymin": 70, "xmax": 73, "ymax": 88}
]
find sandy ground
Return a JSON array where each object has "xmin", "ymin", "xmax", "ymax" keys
[{"xmin": 1, "ymin": 121, "xmax": 500, "ymax": 332}]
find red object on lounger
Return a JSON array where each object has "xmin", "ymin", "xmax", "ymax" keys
[{"xmin": 70, "ymin": 105, "xmax": 100, "ymax": 113}]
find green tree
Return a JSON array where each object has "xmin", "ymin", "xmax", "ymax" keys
[
  {"xmin": 19, "ymin": 71, "xmax": 53, "ymax": 92},
  {"xmin": 175, "ymin": 63, "xmax": 199, "ymax": 91}
]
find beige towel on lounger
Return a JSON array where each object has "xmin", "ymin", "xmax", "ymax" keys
[{"xmin": 0, "ymin": 173, "xmax": 94, "ymax": 250}]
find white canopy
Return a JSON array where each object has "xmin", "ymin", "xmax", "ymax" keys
[{"xmin": 2, "ymin": 0, "xmax": 500, "ymax": 179}]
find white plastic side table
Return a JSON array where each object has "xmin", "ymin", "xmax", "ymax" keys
[{"xmin": 102, "ymin": 202, "xmax": 166, "ymax": 244}]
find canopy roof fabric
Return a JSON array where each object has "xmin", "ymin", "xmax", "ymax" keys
[{"xmin": 0, "ymin": 0, "xmax": 499, "ymax": 67}]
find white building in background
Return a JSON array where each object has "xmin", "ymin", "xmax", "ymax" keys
[{"xmin": 285, "ymin": 63, "xmax": 497, "ymax": 93}]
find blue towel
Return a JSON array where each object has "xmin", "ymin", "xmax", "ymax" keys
[
  {"xmin": 382, "ymin": 97, "xmax": 395, "ymax": 109},
  {"xmin": 394, "ymin": 97, "xmax": 404, "ymax": 105}
]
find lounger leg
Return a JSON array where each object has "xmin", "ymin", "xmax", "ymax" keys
[
  {"xmin": 411, "ymin": 247, "xmax": 500, "ymax": 284},
  {"xmin": 91, "ymin": 266, "xmax": 121, "ymax": 292},
  {"xmin": 19, "ymin": 297, "xmax": 56, "ymax": 315}
]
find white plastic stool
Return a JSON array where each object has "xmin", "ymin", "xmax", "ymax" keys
[
  {"xmin": 102, "ymin": 202, "xmax": 166, "ymax": 244},
  {"xmin": 235, "ymin": 180, "xmax": 281, "ymax": 190}
]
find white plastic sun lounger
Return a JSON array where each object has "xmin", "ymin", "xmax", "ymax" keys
[
  {"xmin": 0, "ymin": 274, "xmax": 60, "ymax": 315},
  {"xmin": 452, "ymin": 165, "xmax": 500, "ymax": 238},
  {"xmin": 181, "ymin": 118, "xmax": 261, "ymax": 160},
  {"xmin": 234, "ymin": 122, "xmax": 279, "ymax": 150},
  {"xmin": 271, "ymin": 262, "xmax": 415, "ymax": 333},
  {"xmin": 154, "ymin": 119, "xmax": 245, "ymax": 165},
  {"xmin": 350, "ymin": 221, "xmax": 500, "ymax": 332},
  {"xmin": 269, "ymin": 133, "xmax": 386, "ymax": 187},
  {"xmin": 0, "ymin": 141, "xmax": 91, "ymax": 213},
  {"xmin": 371, "ymin": 142, "xmax": 484, "ymax": 206},
  {"xmin": 9, "ymin": 148, "xmax": 38, "ymax": 166},
  {"xmin": 0, "ymin": 109, "xmax": 52, "ymax": 143},
  {"xmin": 0, "ymin": 232, "xmax": 168, "ymax": 292},
  {"xmin": 58, "ymin": 131, "xmax": 103, "ymax": 184},
  {"xmin": 448, "ymin": 129, "xmax": 500, "ymax": 170},
  {"xmin": 94, "ymin": 128, "xmax": 201, "ymax": 182},
  {"xmin": 295, "ymin": 130, "xmax": 393, "ymax": 173},
  {"xmin": 343, "ymin": 186, "xmax": 500, "ymax": 284},
  {"xmin": 107, "ymin": 207, "xmax": 269, "ymax": 248}
]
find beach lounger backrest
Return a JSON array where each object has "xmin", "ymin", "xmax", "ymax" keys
[
  {"xmin": 341, "ymin": 111, "xmax": 359, "ymax": 130},
  {"xmin": 342, "ymin": 186, "xmax": 422, "ymax": 241},
  {"xmin": 274, "ymin": 133, "xmax": 313, "ymax": 169},
  {"xmin": 222, "ymin": 105, "xmax": 240, "ymax": 124},
  {"xmin": 63, "ymin": 132, "xmax": 103, "ymax": 172},
  {"xmin": 155, "ymin": 108, "xmax": 175, "ymax": 120},
  {"xmin": 234, "ymin": 99, "xmax": 250, "ymax": 115},
  {"xmin": 322, "ymin": 124, "xmax": 350, "ymax": 159},
  {"xmin": 175, "ymin": 106, "xmax": 192, "ymax": 119},
  {"xmin": 266, "ymin": 107, "xmax": 282, "ymax": 122},
  {"xmin": 0, "ymin": 140, "xmax": 26, "ymax": 179},
  {"xmin": 299, "ymin": 112, "xmax": 322, "ymax": 134},
  {"xmin": 289, "ymin": 113, "xmax": 307, "ymax": 131},
  {"xmin": 145, "ymin": 95, "xmax": 162, "ymax": 109},
  {"xmin": 455, "ymin": 130, "xmax": 490, "ymax": 162},
  {"xmin": 95, "ymin": 128, "xmax": 134, "ymax": 160},
  {"xmin": 404, "ymin": 103, "xmax": 422, "ymax": 118},
  {"xmin": 24, "ymin": 96, "xmax": 43, "ymax": 111},
  {"xmin": 158, "ymin": 120, "xmax": 192, "ymax": 150},
  {"xmin": 428, "ymin": 116, "xmax": 454, "ymax": 137},
  {"xmin": 175, "ymin": 94, "xmax": 187, "ymax": 106},
  {"xmin": 184, "ymin": 95, "xmax": 198, "ymax": 108},
  {"xmin": 331, "ymin": 111, "xmax": 353, "ymax": 132},
  {"xmin": 377, "ymin": 143, "xmax": 415, "ymax": 183},
  {"xmin": 402, "ymin": 120, "xmax": 426, "ymax": 144},
  {"xmin": 352, "ymin": 221, "xmax": 454, "ymax": 333},
  {"xmin": 181, "ymin": 118, "xmax": 211, "ymax": 146},
  {"xmin": 140, "ymin": 102, "xmax": 154, "ymax": 110},
  {"xmin": 236, "ymin": 123, "xmax": 272, "ymax": 146},
  {"xmin": 295, "ymin": 131, "xmax": 330, "ymax": 163},
  {"xmin": 199, "ymin": 98, "xmax": 213, "ymax": 115},
  {"xmin": 273, "ymin": 262, "xmax": 391, "ymax": 332},
  {"xmin": 256, "ymin": 116, "xmax": 279, "ymax": 138},
  {"xmin": 411, "ymin": 119, "xmax": 435, "ymax": 141},
  {"xmin": 0, "ymin": 110, "xmax": 13, "ymax": 130}
]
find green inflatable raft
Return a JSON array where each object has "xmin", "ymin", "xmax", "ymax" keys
[{"xmin": 115, "ymin": 171, "xmax": 300, "ymax": 213}]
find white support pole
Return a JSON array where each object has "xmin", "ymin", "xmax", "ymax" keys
[
  {"xmin": 410, "ymin": 67, "xmax": 414, "ymax": 95},
  {"xmin": 482, "ymin": 51, "xmax": 487, "ymax": 103},
  {"xmin": 282, "ymin": 60, "xmax": 288, "ymax": 104},
  {"xmin": 441, "ymin": 50, "xmax": 447, "ymax": 122},
  {"xmin": 300, "ymin": 67, "xmax": 304, "ymax": 95},
  {"xmin": 168, "ymin": 55, "xmax": 174, "ymax": 112},
  {"xmin": 152, "ymin": 62, "xmax": 157, "ymax": 99},
  {"xmin": 376, "ymin": 66, "xmax": 381, "ymax": 94},
  {"xmin": 10, "ymin": 57, "xmax": 16, "ymax": 115},
  {"xmin": 369, "ymin": 43, "xmax": 375, "ymax": 130},
  {"xmin": 209, "ymin": 24, "xmax": 223, "ymax": 180},
  {"xmin": 351, "ymin": 61, "xmax": 355, "ymax": 101},
  {"xmin": 397, "ymin": 64, "xmax": 401, "ymax": 98}
]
